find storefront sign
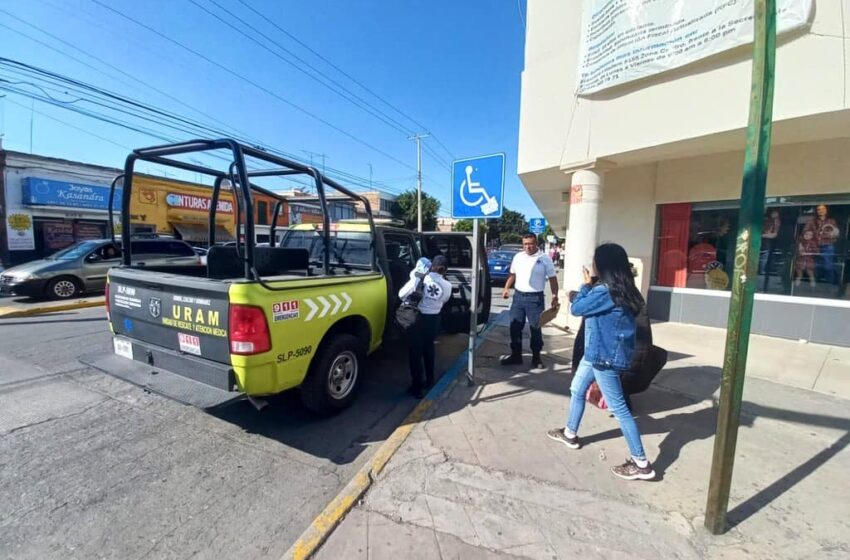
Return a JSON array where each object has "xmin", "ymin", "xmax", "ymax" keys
[
  {"xmin": 165, "ymin": 193, "xmax": 234, "ymax": 214},
  {"xmin": 22, "ymin": 177, "xmax": 122, "ymax": 211},
  {"xmin": 6, "ymin": 212, "xmax": 35, "ymax": 251},
  {"xmin": 576, "ymin": 0, "xmax": 812, "ymax": 95}
]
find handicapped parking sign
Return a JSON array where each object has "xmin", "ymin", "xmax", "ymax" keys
[
  {"xmin": 529, "ymin": 218, "xmax": 547, "ymax": 234},
  {"xmin": 451, "ymin": 153, "xmax": 505, "ymax": 219}
]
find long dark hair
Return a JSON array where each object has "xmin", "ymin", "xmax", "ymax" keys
[{"xmin": 594, "ymin": 243, "xmax": 644, "ymax": 316}]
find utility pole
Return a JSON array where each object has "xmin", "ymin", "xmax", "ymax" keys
[
  {"xmin": 409, "ymin": 133, "xmax": 429, "ymax": 231},
  {"xmin": 301, "ymin": 150, "xmax": 327, "ymax": 175},
  {"xmin": 704, "ymin": 0, "xmax": 776, "ymax": 535}
]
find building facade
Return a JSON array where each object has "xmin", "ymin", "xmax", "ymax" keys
[
  {"xmin": 518, "ymin": 0, "xmax": 850, "ymax": 346},
  {"xmin": 354, "ymin": 190, "xmax": 398, "ymax": 219},
  {"xmin": 1, "ymin": 150, "xmax": 236, "ymax": 266}
]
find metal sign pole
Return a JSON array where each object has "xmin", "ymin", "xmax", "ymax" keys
[
  {"xmin": 467, "ymin": 218, "xmax": 479, "ymax": 385},
  {"xmin": 704, "ymin": 0, "xmax": 776, "ymax": 535}
]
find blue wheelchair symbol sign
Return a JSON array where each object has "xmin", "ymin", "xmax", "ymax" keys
[
  {"xmin": 529, "ymin": 218, "xmax": 547, "ymax": 234},
  {"xmin": 451, "ymin": 153, "xmax": 505, "ymax": 219}
]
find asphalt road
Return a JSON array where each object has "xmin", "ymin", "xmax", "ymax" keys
[{"xmin": 0, "ymin": 290, "xmax": 511, "ymax": 560}]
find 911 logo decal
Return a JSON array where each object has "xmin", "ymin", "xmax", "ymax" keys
[{"xmin": 272, "ymin": 300, "xmax": 299, "ymax": 322}]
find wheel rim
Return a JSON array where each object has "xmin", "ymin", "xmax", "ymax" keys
[
  {"xmin": 327, "ymin": 351, "xmax": 358, "ymax": 400},
  {"xmin": 54, "ymin": 280, "xmax": 76, "ymax": 298}
]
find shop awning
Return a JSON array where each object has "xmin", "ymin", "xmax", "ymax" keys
[{"xmin": 170, "ymin": 222, "xmax": 234, "ymax": 244}]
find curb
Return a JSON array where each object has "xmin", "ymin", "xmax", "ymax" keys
[
  {"xmin": 282, "ymin": 319, "xmax": 498, "ymax": 560},
  {"xmin": 0, "ymin": 298, "xmax": 105, "ymax": 319}
]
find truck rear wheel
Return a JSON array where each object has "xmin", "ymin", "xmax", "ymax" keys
[{"xmin": 300, "ymin": 334, "xmax": 363, "ymax": 415}]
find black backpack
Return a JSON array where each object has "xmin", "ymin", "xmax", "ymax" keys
[{"xmin": 395, "ymin": 277, "xmax": 425, "ymax": 331}]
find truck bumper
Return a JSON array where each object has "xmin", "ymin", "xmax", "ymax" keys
[{"xmin": 81, "ymin": 336, "xmax": 241, "ymax": 409}]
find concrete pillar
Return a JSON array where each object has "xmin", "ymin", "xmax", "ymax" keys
[{"xmin": 554, "ymin": 168, "xmax": 603, "ymax": 331}]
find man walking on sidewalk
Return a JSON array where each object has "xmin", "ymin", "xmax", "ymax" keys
[{"xmin": 501, "ymin": 233, "xmax": 559, "ymax": 368}]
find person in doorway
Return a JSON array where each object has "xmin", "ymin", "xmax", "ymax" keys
[
  {"xmin": 804, "ymin": 204, "xmax": 840, "ymax": 285},
  {"xmin": 547, "ymin": 243, "xmax": 655, "ymax": 481},
  {"xmin": 501, "ymin": 233, "xmax": 559, "ymax": 369},
  {"xmin": 399, "ymin": 255, "xmax": 452, "ymax": 398}
]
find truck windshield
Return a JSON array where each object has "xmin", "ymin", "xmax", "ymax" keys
[{"xmin": 279, "ymin": 230, "xmax": 373, "ymax": 269}]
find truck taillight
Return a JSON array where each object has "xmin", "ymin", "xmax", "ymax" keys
[
  {"xmin": 229, "ymin": 304, "xmax": 270, "ymax": 355},
  {"xmin": 104, "ymin": 282, "xmax": 111, "ymax": 320}
]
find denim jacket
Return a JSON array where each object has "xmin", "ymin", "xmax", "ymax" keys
[{"xmin": 570, "ymin": 283, "xmax": 636, "ymax": 370}]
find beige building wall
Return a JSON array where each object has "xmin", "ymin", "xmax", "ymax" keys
[{"xmin": 519, "ymin": 0, "xmax": 850, "ymax": 237}]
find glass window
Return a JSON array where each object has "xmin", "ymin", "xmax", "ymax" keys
[
  {"xmin": 278, "ymin": 230, "xmax": 374, "ymax": 271},
  {"xmin": 655, "ymin": 198, "xmax": 850, "ymax": 300},
  {"xmin": 423, "ymin": 236, "xmax": 473, "ymax": 268}
]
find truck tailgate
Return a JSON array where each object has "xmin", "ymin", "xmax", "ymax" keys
[{"xmin": 108, "ymin": 267, "xmax": 232, "ymax": 364}]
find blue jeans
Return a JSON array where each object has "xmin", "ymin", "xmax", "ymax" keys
[
  {"xmin": 819, "ymin": 244, "xmax": 837, "ymax": 284},
  {"xmin": 566, "ymin": 358, "xmax": 647, "ymax": 460},
  {"xmin": 509, "ymin": 291, "xmax": 544, "ymax": 354}
]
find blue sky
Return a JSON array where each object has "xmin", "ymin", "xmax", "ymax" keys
[{"xmin": 0, "ymin": 0, "xmax": 540, "ymax": 219}]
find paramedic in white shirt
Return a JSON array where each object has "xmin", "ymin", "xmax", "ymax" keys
[
  {"xmin": 501, "ymin": 233, "xmax": 559, "ymax": 368},
  {"xmin": 398, "ymin": 255, "xmax": 453, "ymax": 398}
]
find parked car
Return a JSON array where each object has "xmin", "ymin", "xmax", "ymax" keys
[
  {"xmin": 499, "ymin": 244, "xmax": 523, "ymax": 252},
  {"xmin": 488, "ymin": 249, "xmax": 519, "ymax": 284},
  {"xmin": 0, "ymin": 237, "xmax": 200, "ymax": 300}
]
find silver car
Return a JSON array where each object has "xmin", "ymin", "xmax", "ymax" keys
[{"xmin": 0, "ymin": 238, "xmax": 200, "ymax": 300}]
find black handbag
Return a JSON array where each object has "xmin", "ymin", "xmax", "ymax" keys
[{"xmin": 395, "ymin": 276, "xmax": 425, "ymax": 331}]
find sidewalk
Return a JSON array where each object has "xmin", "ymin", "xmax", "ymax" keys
[
  {"xmin": 0, "ymin": 295, "xmax": 104, "ymax": 318},
  {"xmin": 315, "ymin": 314, "xmax": 850, "ymax": 559}
]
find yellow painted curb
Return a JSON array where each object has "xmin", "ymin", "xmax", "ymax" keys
[
  {"xmin": 282, "ymin": 320, "xmax": 496, "ymax": 560},
  {"xmin": 0, "ymin": 298, "xmax": 105, "ymax": 319}
]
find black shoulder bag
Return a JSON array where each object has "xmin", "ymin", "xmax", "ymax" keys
[{"xmin": 395, "ymin": 277, "xmax": 425, "ymax": 331}]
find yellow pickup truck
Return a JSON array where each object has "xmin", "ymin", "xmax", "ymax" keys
[{"xmin": 93, "ymin": 140, "xmax": 489, "ymax": 415}]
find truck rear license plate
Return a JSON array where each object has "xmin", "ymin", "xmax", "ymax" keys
[
  {"xmin": 178, "ymin": 333, "xmax": 202, "ymax": 356},
  {"xmin": 114, "ymin": 338, "xmax": 133, "ymax": 360}
]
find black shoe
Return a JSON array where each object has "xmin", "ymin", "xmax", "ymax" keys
[
  {"xmin": 500, "ymin": 353, "xmax": 523, "ymax": 366},
  {"xmin": 408, "ymin": 385, "xmax": 426, "ymax": 399},
  {"xmin": 531, "ymin": 353, "xmax": 544, "ymax": 369}
]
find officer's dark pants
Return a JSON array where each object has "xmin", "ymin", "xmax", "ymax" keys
[
  {"xmin": 509, "ymin": 291, "xmax": 544, "ymax": 355},
  {"xmin": 408, "ymin": 314, "xmax": 440, "ymax": 390}
]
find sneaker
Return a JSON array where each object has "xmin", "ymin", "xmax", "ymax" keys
[
  {"xmin": 546, "ymin": 428, "xmax": 581, "ymax": 449},
  {"xmin": 500, "ymin": 353, "xmax": 523, "ymax": 366},
  {"xmin": 531, "ymin": 353, "xmax": 544, "ymax": 369},
  {"xmin": 611, "ymin": 458, "xmax": 656, "ymax": 481}
]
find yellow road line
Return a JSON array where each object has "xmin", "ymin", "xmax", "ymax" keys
[{"xmin": 0, "ymin": 299, "xmax": 104, "ymax": 319}]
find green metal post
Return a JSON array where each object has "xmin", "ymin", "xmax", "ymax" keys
[{"xmin": 705, "ymin": 0, "xmax": 777, "ymax": 535}]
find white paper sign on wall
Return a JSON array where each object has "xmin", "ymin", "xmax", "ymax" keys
[{"xmin": 576, "ymin": 0, "xmax": 813, "ymax": 95}]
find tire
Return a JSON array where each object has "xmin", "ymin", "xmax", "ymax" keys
[
  {"xmin": 46, "ymin": 277, "xmax": 81, "ymax": 300},
  {"xmin": 300, "ymin": 334, "xmax": 364, "ymax": 415}
]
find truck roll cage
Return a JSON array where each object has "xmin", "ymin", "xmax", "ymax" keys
[{"xmin": 109, "ymin": 139, "xmax": 377, "ymax": 279}]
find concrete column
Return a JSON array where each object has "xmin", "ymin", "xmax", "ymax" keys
[{"xmin": 554, "ymin": 168, "xmax": 603, "ymax": 331}]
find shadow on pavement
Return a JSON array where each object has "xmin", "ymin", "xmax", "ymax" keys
[
  {"xmin": 425, "ymin": 323, "xmax": 850, "ymax": 519},
  {"xmin": 206, "ymin": 332, "xmax": 469, "ymax": 466}
]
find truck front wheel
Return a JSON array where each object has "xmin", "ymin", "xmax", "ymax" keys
[{"xmin": 300, "ymin": 334, "xmax": 364, "ymax": 415}]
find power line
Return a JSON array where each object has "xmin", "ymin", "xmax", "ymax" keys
[
  {"xmin": 87, "ymin": 0, "xmax": 417, "ymax": 172},
  {"xmin": 236, "ymin": 0, "xmax": 455, "ymax": 157},
  {"xmin": 193, "ymin": 0, "xmax": 415, "ymax": 137}
]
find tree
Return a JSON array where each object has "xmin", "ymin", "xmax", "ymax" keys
[
  {"xmin": 500, "ymin": 232, "xmax": 523, "ymax": 245},
  {"xmin": 453, "ymin": 219, "xmax": 473, "ymax": 232},
  {"xmin": 453, "ymin": 219, "xmax": 489, "ymax": 233},
  {"xmin": 497, "ymin": 208, "xmax": 528, "ymax": 237},
  {"xmin": 394, "ymin": 190, "xmax": 441, "ymax": 231}
]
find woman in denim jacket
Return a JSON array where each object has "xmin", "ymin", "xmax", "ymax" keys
[{"xmin": 547, "ymin": 243, "xmax": 655, "ymax": 481}]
